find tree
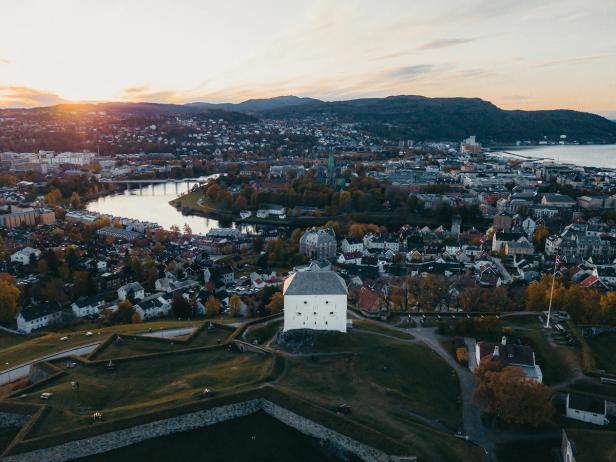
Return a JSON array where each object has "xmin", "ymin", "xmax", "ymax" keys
[
  {"xmin": 533, "ymin": 226, "xmax": 550, "ymax": 250},
  {"xmin": 228, "ymin": 294, "xmax": 242, "ymax": 317},
  {"xmin": 183, "ymin": 223, "xmax": 192, "ymax": 236},
  {"xmin": 172, "ymin": 293, "xmax": 192, "ymax": 318},
  {"xmin": 73, "ymin": 271, "xmax": 95, "ymax": 298},
  {"xmin": 266, "ymin": 292, "xmax": 284, "ymax": 315},
  {"xmin": 0, "ymin": 280, "xmax": 21, "ymax": 323},
  {"xmin": 599, "ymin": 292, "xmax": 616, "ymax": 325},
  {"xmin": 110, "ymin": 299, "xmax": 135, "ymax": 324},
  {"xmin": 70, "ymin": 191, "xmax": 81, "ymax": 209},
  {"xmin": 44, "ymin": 188, "xmax": 62, "ymax": 205},
  {"xmin": 473, "ymin": 362, "xmax": 553, "ymax": 426},
  {"xmin": 205, "ymin": 296, "xmax": 220, "ymax": 317},
  {"xmin": 43, "ymin": 278, "xmax": 68, "ymax": 304},
  {"xmin": 131, "ymin": 311, "xmax": 142, "ymax": 323}
]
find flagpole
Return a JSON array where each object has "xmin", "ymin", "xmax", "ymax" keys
[{"xmin": 545, "ymin": 250, "xmax": 559, "ymax": 329}]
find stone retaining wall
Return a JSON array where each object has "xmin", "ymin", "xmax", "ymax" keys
[{"xmin": 3, "ymin": 399, "xmax": 414, "ymax": 462}]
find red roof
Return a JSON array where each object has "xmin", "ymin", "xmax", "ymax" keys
[
  {"xmin": 580, "ymin": 274, "xmax": 599, "ymax": 288},
  {"xmin": 357, "ymin": 287, "xmax": 380, "ymax": 312}
]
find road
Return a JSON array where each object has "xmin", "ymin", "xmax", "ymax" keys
[{"xmin": 349, "ymin": 311, "xmax": 496, "ymax": 461}]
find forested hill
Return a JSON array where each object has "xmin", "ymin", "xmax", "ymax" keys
[{"xmin": 257, "ymin": 95, "xmax": 616, "ymax": 143}]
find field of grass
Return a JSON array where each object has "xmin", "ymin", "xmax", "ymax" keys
[
  {"xmin": 352, "ymin": 320, "xmax": 414, "ymax": 340},
  {"xmin": 495, "ymin": 437, "xmax": 560, "ymax": 462},
  {"xmin": 244, "ymin": 321, "xmax": 282, "ymax": 345},
  {"xmin": 277, "ymin": 333, "xmax": 474, "ymax": 461},
  {"xmin": 585, "ymin": 333, "xmax": 616, "ymax": 375},
  {"xmin": 0, "ymin": 320, "xmax": 203, "ymax": 371},
  {"xmin": 0, "ymin": 332, "xmax": 26, "ymax": 351},
  {"xmin": 20, "ymin": 348, "xmax": 272, "ymax": 437},
  {"xmin": 2, "ymin": 323, "xmax": 487, "ymax": 462},
  {"xmin": 95, "ymin": 327, "xmax": 229, "ymax": 360}
]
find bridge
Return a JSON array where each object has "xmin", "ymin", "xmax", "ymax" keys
[{"xmin": 99, "ymin": 178, "xmax": 210, "ymax": 194}]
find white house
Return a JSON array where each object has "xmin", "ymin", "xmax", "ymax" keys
[
  {"xmin": 71, "ymin": 294, "xmax": 105, "ymax": 318},
  {"xmin": 117, "ymin": 282, "xmax": 145, "ymax": 301},
  {"xmin": 135, "ymin": 294, "xmax": 172, "ymax": 320},
  {"xmin": 17, "ymin": 302, "xmax": 63, "ymax": 334},
  {"xmin": 341, "ymin": 237, "xmax": 364, "ymax": 254},
  {"xmin": 475, "ymin": 336, "xmax": 543, "ymax": 382},
  {"xmin": 283, "ymin": 271, "xmax": 348, "ymax": 333},
  {"xmin": 10, "ymin": 247, "xmax": 41, "ymax": 265},
  {"xmin": 565, "ymin": 393, "xmax": 609, "ymax": 426}
]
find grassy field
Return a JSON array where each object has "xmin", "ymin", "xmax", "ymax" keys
[
  {"xmin": 275, "ymin": 333, "xmax": 481, "ymax": 461},
  {"xmin": 0, "ymin": 320, "xmax": 203, "ymax": 370},
  {"xmin": 76, "ymin": 411, "xmax": 349, "ymax": 462},
  {"xmin": 495, "ymin": 437, "xmax": 560, "ymax": 462},
  {"xmin": 2, "ymin": 322, "xmax": 487, "ymax": 462},
  {"xmin": 0, "ymin": 332, "xmax": 26, "ymax": 351},
  {"xmin": 95, "ymin": 327, "xmax": 229, "ymax": 360},
  {"xmin": 352, "ymin": 319, "xmax": 414, "ymax": 340},
  {"xmin": 244, "ymin": 321, "xmax": 282, "ymax": 345},
  {"xmin": 585, "ymin": 333, "xmax": 616, "ymax": 375},
  {"xmin": 22, "ymin": 348, "xmax": 273, "ymax": 437}
]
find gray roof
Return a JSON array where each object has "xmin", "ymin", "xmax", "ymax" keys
[{"xmin": 283, "ymin": 271, "xmax": 347, "ymax": 296}]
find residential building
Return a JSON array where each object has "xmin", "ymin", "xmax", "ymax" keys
[
  {"xmin": 16, "ymin": 302, "xmax": 63, "ymax": 334},
  {"xmin": 10, "ymin": 247, "xmax": 41, "ymax": 265},
  {"xmin": 565, "ymin": 393, "xmax": 609, "ymax": 426},
  {"xmin": 475, "ymin": 336, "xmax": 543, "ymax": 382},
  {"xmin": 299, "ymin": 228, "xmax": 337, "ymax": 260}
]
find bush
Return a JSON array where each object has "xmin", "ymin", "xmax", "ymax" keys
[{"xmin": 455, "ymin": 347, "xmax": 468, "ymax": 365}]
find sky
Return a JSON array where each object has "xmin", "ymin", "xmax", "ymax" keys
[{"xmin": 0, "ymin": 0, "xmax": 615, "ymax": 117}]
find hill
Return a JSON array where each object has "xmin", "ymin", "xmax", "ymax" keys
[
  {"xmin": 257, "ymin": 95, "xmax": 616, "ymax": 143},
  {"xmin": 186, "ymin": 95, "xmax": 321, "ymax": 113}
]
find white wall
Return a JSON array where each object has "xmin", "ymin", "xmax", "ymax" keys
[{"xmin": 284, "ymin": 294, "xmax": 346, "ymax": 332}]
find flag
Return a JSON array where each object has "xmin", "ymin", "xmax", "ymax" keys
[{"xmin": 555, "ymin": 254, "xmax": 561, "ymax": 270}]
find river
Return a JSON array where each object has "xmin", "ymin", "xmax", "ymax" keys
[
  {"xmin": 495, "ymin": 144, "xmax": 616, "ymax": 169},
  {"xmin": 87, "ymin": 176, "xmax": 239, "ymax": 235}
]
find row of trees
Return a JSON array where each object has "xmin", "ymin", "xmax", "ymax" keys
[{"xmin": 526, "ymin": 275, "xmax": 616, "ymax": 325}]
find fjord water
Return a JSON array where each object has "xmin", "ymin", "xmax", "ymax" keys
[
  {"xmin": 87, "ymin": 176, "xmax": 229, "ymax": 234},
  {"xmin": 505, "ymin": 144, "xmax": 616, "ymax": 168}
]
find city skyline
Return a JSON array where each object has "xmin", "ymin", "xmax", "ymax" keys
[{"xmin": 1, "ymin": 0, "xmax": 615, "ymax": 117}]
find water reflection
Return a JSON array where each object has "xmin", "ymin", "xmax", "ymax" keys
[{"xmin": 87, "ymin": 177, "xmax": 249, "ymax": 235}]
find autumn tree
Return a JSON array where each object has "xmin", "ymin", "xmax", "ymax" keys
[
  {"xmin": 111, "ymin": 299, "xmax": 135, "ymax": 324},
  {"xmin": 473, "ymin": 362, "xmax": 553, "ymax": 426},
  {"xmin": 172, "ymin": 293, "xmax": 192, "ymax": 318},
  {"xmin": 205, "ymin": 296, "xmax": 220, "ymax": 317},
  {"xmin": 44, "ymin": 188, "xmax": 62, "ymax": 205},
  {"xmin": 0, "ymin": 280, "xmax": 21, "ymax": 323},
  {"xmin": 533, "ymin": 226, "xmax": 550, "ymax": 250},
  {"xmin": 44, "ymin": 278, "xmax": 68, "ymax": 304},
  {"xmin": 70, "ymin": 191, "xmax": 81, "ymax": 209},
  {"xmin": 228, "ymin": 294, "xmax": 242, "ymax": 317},
  {"xmin": 266, "ymin": 292, "xmax": 284, "ymax": 315}
]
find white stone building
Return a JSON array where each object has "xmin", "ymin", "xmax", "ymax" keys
[
  {"xmin": 10, "ymin": 247, "xmax": 41, "ymax": 265},
  {"xmin": 283, "ymin": 271, "xmax": 347, "ymax": 333},
  {"xmin": 565, "ymin": 394, "xmax": 609, "ymax": 426}
]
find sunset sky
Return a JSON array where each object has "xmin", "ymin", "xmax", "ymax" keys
[{"xmin": 1, "ymin": 0, "xmax": 615, "ymax": 116}]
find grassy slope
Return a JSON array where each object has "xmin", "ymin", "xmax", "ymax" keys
[
  {"xmin": 25, "ymin": 349, "xmax": 273, "ymax": 437},
  {"xmin": 585, "ymin": 333, "xmax": 616, "ymax": 375},
  {"xmin": 0, "ymin": 321, "xmax": 203, "ymax": 371},
  {"xmin": 277, "ymin": 332, "xmax": 481, "ymax": 461}
]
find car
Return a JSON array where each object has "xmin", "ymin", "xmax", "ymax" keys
[
  {"xmin": 59, "ymin": 336, "xmax": 69, "ymax": 341},
  {"xmin": 85, "ymin": 331, "xmax": 93, "ymax": 337},
  {"xmin": 39, "ymin": 392, "xmax": 54, "ymax": 400}
]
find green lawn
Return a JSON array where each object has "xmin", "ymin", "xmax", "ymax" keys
[
  {"xmin": 352, "ymin": 320, "xmax": 415, "ymax": 340},
  {"xmin": 586, "ymin": 333, "xmax": 616, "ymax": 375},
  {"xmin": 515, "ymin": 329, "xmax": 579, "ymax": 385},
  {"xmin": 495, "ymin": 438, "xmax": 560, "ymax": 462},
  {"xmin": 0, "ymin": 332, "xmax": 26, "ymax": 351},
  {"xmin": 95, "ymin": 327, "xmax": 229, "ymax": 360},
  {"xmin": 21, "ymin": 348, "xmax": 273, "ymax": 437},
  {"xmin": 277, "ymin": 334, "xmax": 473, "ymax": 461},
  {"xmin": 0, "ymin": 321, "xmax": 203, "ymax": 371}
]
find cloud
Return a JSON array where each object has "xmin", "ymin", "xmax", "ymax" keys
[
  {"xmin": 534, "ymin": 55, "xmax": 607, "ymax": 68},
  {"xmin": 418, "ymin": 38, "xmax": 474, "ymax": 50},
  {"xmin": 0, "ymin": 86, "xmax": 66, "ymax": 107},
  {"xmin": 385, "ymin": 64, "xmax": 435, "ymax": 79}
]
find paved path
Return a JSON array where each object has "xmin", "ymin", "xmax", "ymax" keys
[
  {"xmin": 138, "ymin": 326, "xmax": 196, "ymax": 339},
  {"xmin": 0, "ymin": 342, "xmax": 101, "ymax": 386}
]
